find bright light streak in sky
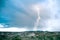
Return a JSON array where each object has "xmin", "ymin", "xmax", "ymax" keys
[{"xmin": 32, "ymin": 4, "xmax": 41, "ymax": 31}]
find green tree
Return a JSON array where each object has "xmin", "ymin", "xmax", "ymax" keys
[{"xmin": 12, "ymin": 35, "xmax": 21, "ymax": 40}]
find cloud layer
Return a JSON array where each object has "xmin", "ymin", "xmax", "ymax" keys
[{"xmin": 0, "ymin": 0, "xmax": 60, "ymax": 31}]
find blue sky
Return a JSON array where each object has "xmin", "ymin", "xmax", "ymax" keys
[{"xmin": 0, "ymin": 0, "xmax": 60, "ymax": 31}]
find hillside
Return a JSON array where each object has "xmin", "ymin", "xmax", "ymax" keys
[{"xmin": 0, "ymin": 31, "xmax": 60, "ymax": 40}]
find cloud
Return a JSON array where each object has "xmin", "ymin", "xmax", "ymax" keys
[
  {"xmin": 0, "ymin": 0, "xmax": 60, "ymax": 31},
  {"xmin": 0, "ymin": 24, "xmax": 4, "ymax": 28},
  {"xmin": 0, "ymin": 27, "xmax": 27, "ymax": 32},
  {"xmin": 0, "ymin": 0, "xmax": 37, "ymax": 28},
  {"xmin": 40, "ymin": 19, "xmax": 60, "ymax": 31}
]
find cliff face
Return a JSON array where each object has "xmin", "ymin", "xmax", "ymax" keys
[{"xmin": 0, "ymin": 31, "xmax": 60, "ymax": 40}]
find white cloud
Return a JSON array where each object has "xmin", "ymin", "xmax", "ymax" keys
[
  {"xmin": 41, "ymin": 19, "xmax": 60, "ymax": 31},
  {"xmin": 0, "ymin": 24, "xmax": 4, "ymax": 28},
  {"xmin": 0, "ymin": 27, "xmax": 27, "ymax": 32}
]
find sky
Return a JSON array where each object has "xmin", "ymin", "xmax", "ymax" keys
[{"xmin": 0, "ymin": 0, "xmax": 60, "ymax": 32}]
